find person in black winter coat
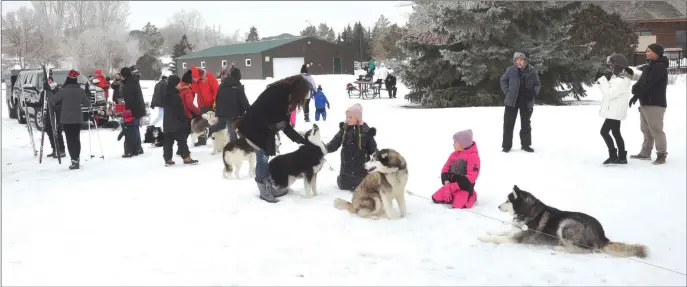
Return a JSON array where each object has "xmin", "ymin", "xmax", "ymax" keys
[
  {"xmin": 208, "ymin": 67, "xmax": 249, "ymax": 142},
  {"xmin": 161, "ymin": 75, "xmax": 196, "ymax": 166},
  {"xmin": 325, "ymin": 103, "xmax": 378, "ymax": 191},
  {"xmin": 52, "ymin": 70, "xmax": 91, "ymax": 170},
  {"xmin": 237, "ymin": 74, "xmax": 311, "ymax": 203},
  {"xmin": 43, "ymin": 76, "xmax": 66, "ymax": 158},
  {"xmin": 120, "ymin": 66, "xmax": 146, "ymax": 155},
  {"xmin": 629, "ymin": 43, "xmax": 669, "ymax": 165},
  {"xmin": 384, "ymin": 73, "xmax": 397, "ymax": 99},
  {"xmin": 150, "ymin": 75, "xmax": 167, "ymax": 126}
]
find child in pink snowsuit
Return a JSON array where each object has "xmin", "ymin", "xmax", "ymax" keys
[{"xmin": 432, "ymin": 129, "xmax": 480, "ymax": 209}]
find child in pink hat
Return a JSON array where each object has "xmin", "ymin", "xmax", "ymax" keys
[
  {"xmin": 325, "ymin": 103, "xmax": 378, "ymax": 191},
  {"xmin": 432, "ymin": 129, "xmax": 481, "ymax": 209}
]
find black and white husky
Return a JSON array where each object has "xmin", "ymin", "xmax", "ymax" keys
[
  {"xmin": 222, "ymin": 134, "xmax": 281, "ymax": 179},
  {"xmin": 268, "ymin": 124, "xmax": 327, "ymax": 198},
  {"xmin": 478, "ymin": 185, "xmax": 648, "ymax": 258}
]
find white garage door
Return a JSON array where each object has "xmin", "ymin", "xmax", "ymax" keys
[{"xmin": 272, "ymin": 57, "xmax": 305, "ymax": 80}]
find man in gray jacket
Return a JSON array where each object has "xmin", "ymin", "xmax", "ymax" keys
[{"xmin": 500, "ymin": 52, "xmax": 541, "ymax": 153}]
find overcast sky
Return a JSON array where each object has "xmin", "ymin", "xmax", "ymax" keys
[{"xmin": 2, "ymin": 1, "xmax": 413, "ymax": 38}]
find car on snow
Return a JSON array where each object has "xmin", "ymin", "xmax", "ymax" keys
[{"xmin": 7, "ymin": 68, "xmax": 107, "ymax": 131}]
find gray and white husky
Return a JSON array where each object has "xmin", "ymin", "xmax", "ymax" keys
[{"xmin": 478, "ymin": 185, "xmax": 648, "ymax": 258}]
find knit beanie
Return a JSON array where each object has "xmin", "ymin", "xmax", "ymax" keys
[
  {"xmin": 230, "ymin": 67, "xmax": 242, "ymax": 81},
  {"xmin": 120, "ymin": 67, "xmax": 132, "ymax": 78},
  {"xmin": 346, "ymin": 103, "xmax": 363, "ymax": 122},
  {"xmin": 166, "ymin": 75, "xmax": 181, "ymax": 93},
  {"xmin": 182, "ymin": 70, "xmax": 193, "ymax": 84},
  {"xmin": 647, "ymin": 43, "xmax": 665, "ymax": 57},
  {"xmin": 453, "ymin": 129, "xmax": 473, "ymax": 149},
  {"xmin": 317, "ymin": 85, "xmax": 322, "ymax": 91},
  {"xmin": 300, "ymin": 64, "xmax": 308, "ymax": 74}
]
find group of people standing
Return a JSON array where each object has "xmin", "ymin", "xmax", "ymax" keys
[
  {"xmin": 499, "ymin": 43, "xmax": 670, "ymax": 165},
  {"xmin": 42, "ymin": 66, "xmax": 147, "ymax": 169}
]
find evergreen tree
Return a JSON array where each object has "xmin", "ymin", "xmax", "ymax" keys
[
  {"xmin": 170, "ymin": 34, "xmax": 193, "ymax": 74},
  {"xmin": 397, "ymin": 2, "xmax": 590, "ymax": 107},
  {"xmin": 564, "ymin": 3, "xmax": 639, "ymax": 99},
  {"xmin": 326, "ymin": 27, "xmax": 336, "ymax": 42},
  {"xmin": 246, "ymin": 26, "xmax": 260, "ymax": 42},
  {"xmin": 136, "ymin": 53, "xmax": 163, "ymax": 80},
  {"xmin": 300, "ymin": 25, "xmax": 317, "ymax": 37}
]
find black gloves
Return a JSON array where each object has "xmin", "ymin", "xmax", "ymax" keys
[
  {"xmin": 629, "ymin": 96, "xmax": 639, "ymax": 108},
  {"xmin": 327, "ymin": 104, "xmax": 331, "ymax": 109}
]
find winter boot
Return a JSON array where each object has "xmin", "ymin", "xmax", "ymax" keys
[
  {"xmin": 304, "ymin": 114, "xmax": 310, "ymax": 123},
  {"xmin": 46, "ymin": 151, "xmax": 56, "ymax": 158},
  {"xmin": 122, "ymin": 153, "xmax": 134, "ymax": 158},
  {"xmin": 69, "ymin": 159, "xmax": 80, "ymax": 170},
  {"xmin": 183, "ymin": 156, "xmax": 199, "ymax": 165},
  {"xmin": 615, "ymin": 150, "xmax": 628, "ymax": 164},
  {"xmin": 164, "ymin": 159, "xmax": 176, "ymax": 166},
  {"xmin": 652, "ymin": 152, "xmax": 667, "ymax": 165},
  {"xmin": 194, "ymin": 136, "xmax": 207, "ymax": 147},
  {"xmin": 257, "ymin": 180, "xmax": 279, "ymax": 203},
  {"xmin": 630, "ymin": 153, "xmax": 651, "ymax": 160},
  {"xmin": 502, "ymin": 147, "xmax": 511, "ymax": 153},
  {"xmin": 522, "ymin": 146, "xmax": 535, "ymax": 153},
  {"xmin": 603, "ymin": 149, "xmax": 619, "ymax": 165}
]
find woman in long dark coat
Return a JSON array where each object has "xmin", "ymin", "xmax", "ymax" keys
[{"xmin": 237, "ymin": 74, "xmax": 311, "ymax": 203}]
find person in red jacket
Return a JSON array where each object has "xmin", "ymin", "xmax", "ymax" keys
[
  {"xmin": 93, "ymin": 69, "xmax": 110, "ymax": 100},
  {"xmin": 189, "ymin": 66, "xmax": 219, "ymax": 146},
  {"xmin": 180, "ymin": 70, "xmax": 201, "ymax": 121}
]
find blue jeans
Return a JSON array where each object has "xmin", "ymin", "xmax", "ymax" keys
[{"xmin": 255, "ymin": 149, "xmax": 270, "ymax": 183}]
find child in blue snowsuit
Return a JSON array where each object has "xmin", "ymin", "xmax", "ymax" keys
[{"xmin": 313, "ymin": 85, "xmax": 330, "ymax": 121}]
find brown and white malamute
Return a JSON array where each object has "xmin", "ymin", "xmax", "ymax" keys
[{"xmin": 334, "ymin": 149, "xmax": 409, "ymax": 220}]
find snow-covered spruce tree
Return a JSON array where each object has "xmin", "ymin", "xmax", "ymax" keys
[
  {"xmin": 563, "ymin": 3, "xmax": 638, "ymax": 100},
  {"xmin": 397, "ymin": 1, "xmax": 590, "ymax": 107},
  {"xmin": 170, "ymin": 34, "xmax": 193, "ymax": 74}
]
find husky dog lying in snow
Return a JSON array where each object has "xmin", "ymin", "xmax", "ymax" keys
[
  {"xmin": 478, "ymin": 185, "xmax": 648, "ymax": 258},
  {"xmin": 334, "ymin": 149, "xmax": 409, "ymax": 220},
  {"xmin": 267, "ymin": 124, "xmax": 327, "ymax": 198}
]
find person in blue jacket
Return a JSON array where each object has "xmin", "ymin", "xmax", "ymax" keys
[{"xmin": 313, "ymin": 85, "xmax": 330, "ymax": 121}]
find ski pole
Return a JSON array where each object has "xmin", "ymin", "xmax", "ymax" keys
[
  {"xmin": 87, "ymin": 110, "xmax": 94, "ymax": 159},
  {"xmin": 91, "ymin": 112, "xmax": 105, "ymax": 159}
]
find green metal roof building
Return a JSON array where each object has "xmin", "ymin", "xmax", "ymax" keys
[{"xmin": 175, "ymin": 36, "xmax": 354, "ymax": 80}]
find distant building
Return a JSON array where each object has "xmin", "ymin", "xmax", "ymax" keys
[
  {"xmin": 175, "ymin": 37, "xmax": 354, "ymax": 80},
  {"xmin": 611, "ymin": 1, "xmax": 687, "ymax": 67}
]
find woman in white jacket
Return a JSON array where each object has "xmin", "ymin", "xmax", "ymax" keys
[{"xmin": 597, "ymin": 54, "xmax": 634, "ymax": 165}]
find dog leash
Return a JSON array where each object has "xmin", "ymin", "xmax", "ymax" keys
[{"xmin": 322, "ymin": 158, "xmax": 687, "ymax": 277}]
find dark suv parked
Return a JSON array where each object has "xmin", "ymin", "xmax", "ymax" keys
[{"xmin": 7, "ymin": 69, "xmax": 107, "ymax": 131}]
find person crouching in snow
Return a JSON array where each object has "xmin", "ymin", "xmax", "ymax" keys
[
  {"xmin": 326, "ymin": 103, "xmax": 377, "ymax": 191},
  {"xmin": 432, "ymin": 129, "xmax": 481, "ymax": 209},
  {"xmin": 597, "ymin": 53, "xmax": 634, "ymax": 165},
  {"xmin": 118, "ymin": 110, "xmax": 138, "ymax": 158},
  {"xmin": 313, "ymin": 85, "xmax": 330, "ymax": 121}
]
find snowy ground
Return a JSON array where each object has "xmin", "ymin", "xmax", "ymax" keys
[{"xmin": 2, "ymin": 75, "xmax": 686, "ymax": 286}]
